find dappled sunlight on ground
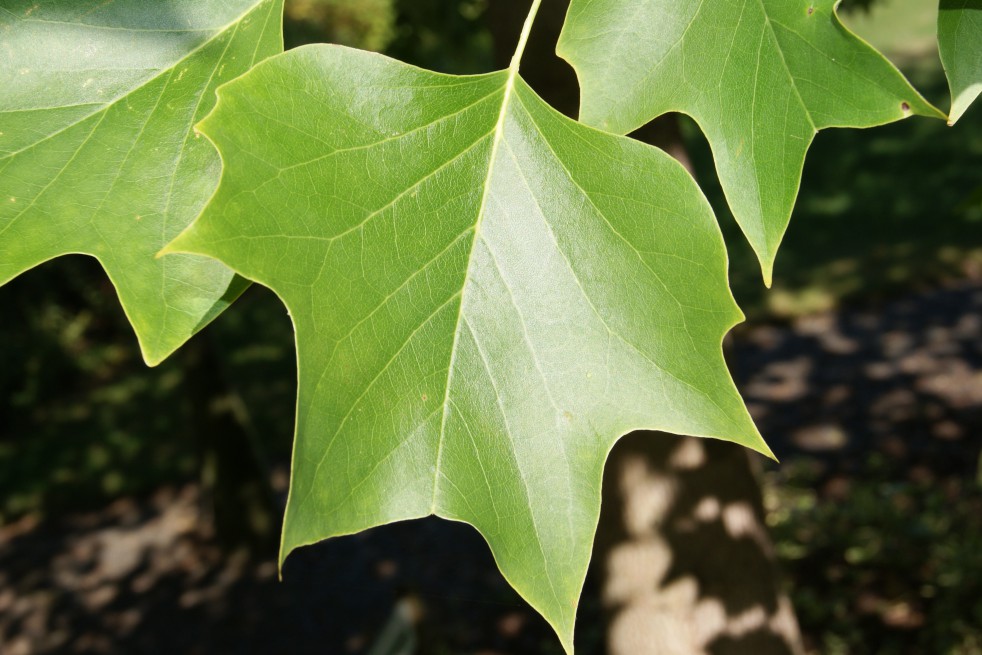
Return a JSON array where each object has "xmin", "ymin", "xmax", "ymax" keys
[
  {"xmin": 2, "ymin": 276, "xmax": 981, "ymax": 653},
  {"xmin": 735, "ymin": 283, "xmax": 982, "ymax": 655}
]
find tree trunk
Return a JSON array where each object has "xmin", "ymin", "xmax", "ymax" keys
[
  {"xmin": 487, "ymin": 3, "xmax": 804, "ymax": 653},
  {"xmin": 595, "ymin": 434, "xmax": 803, "ymax": 655}
]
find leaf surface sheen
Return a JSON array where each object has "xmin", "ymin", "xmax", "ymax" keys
[
  {"xmin": 0, "ymin": 0, "xmax": 283, "ymax": 364},
  {"xmin": 166, "ymin": 43, "xmax": 770, "ymax": 652},
  {"xmin": 557, "ymin": 0, "xmax": 944, "ymax": 283},
  {"xmin": 939, "ymin": 0, "xmax": 982, "ymax": 124}
]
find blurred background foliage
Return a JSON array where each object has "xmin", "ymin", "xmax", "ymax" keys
[
  {"xmin": 284, "ymin": 0, "xmax": 494, "ymax": 73},
  {"xmin": 284, "ymin": 0, "xmax": 396, "ymax": 52},
  {"xmin": 1, "ymin": 1, "xmax": 981, "ymax": 653},
  {"xmin": 765, "ymin": 459, "xmax": 982, "ymax": 654}
]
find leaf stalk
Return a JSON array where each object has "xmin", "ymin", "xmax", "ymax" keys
[{"xmin": 510, "ymin": 0, "xmax": 544, "ymax": 73}]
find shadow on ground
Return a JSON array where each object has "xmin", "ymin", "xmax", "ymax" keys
[{"xmin": 2, "ymin": 274, "xmax": 981, "ymax": 654}]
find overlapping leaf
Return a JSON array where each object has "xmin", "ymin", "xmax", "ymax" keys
[
  {"xmin": 557, "ymin": 0, "xmax": 944, "ymax": 284},
  {"xmin": 0, "ymin": 0, "xmax": 282, "ymax": 364},
  {"xmin": 939, "ymin": 0, "xmax": 982, "ymax": 124},
  {"xmin": 164, "ymin": 44, "xmax": 770, "ymax": 652}
]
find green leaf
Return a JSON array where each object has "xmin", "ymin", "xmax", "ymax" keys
[
  {"xmin": 557, "ymin": 0, "xmax": 945, "ymax": 285},
  {"xmin": 939, "ymin": 0, "xmax": 982, "ymax": 124},
  {"xmin": 164, "ymin": 42, "xmax": 770, "ymax": 652},
  {"xmin": 0, "ymin": 0, "xmax": 283, "ymax": 365}
]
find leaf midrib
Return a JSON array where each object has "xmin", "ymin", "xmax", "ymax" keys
[
  {"xmin": 429, "ymin": 0, "xmax": 546, "ymax": 511},
  {"xmin": 430, "ymin": 64, "xmax": 521, "ymax": 513}
]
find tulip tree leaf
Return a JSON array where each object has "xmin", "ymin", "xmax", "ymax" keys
[
  {"xmin": 557, "ymin": 0, "xmax": 945, "ymax": 284},
  {"xmin": 0, "ymin": 0, "xmax": 283, "ymax": 365},
  {"xmin": 939, "ymin": 0, "xmax": 982, "ymax": 124},
  {"xmin": 164, "ymin": 43, "xmax": 770, "ymax": 653}
]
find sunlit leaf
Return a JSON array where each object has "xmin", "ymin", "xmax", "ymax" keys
[
  {"xmin": 0, "ymin": 0, "xmax": 283, "ymax": 364},
  {"xmin": 164, "ymin": 43, "xmax": 769, "ymax": 652},
  {"xmin": 557, "ymin": 0, "xmax": 944, "ymax": 284},
  {"xmin": 939, "ymin": 0, "xmax": 982, "ymax": 124}
]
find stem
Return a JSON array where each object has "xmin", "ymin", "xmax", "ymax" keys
[{"xmin": 509, "ymin": 0, "xmax": 544, "ymax": 73}]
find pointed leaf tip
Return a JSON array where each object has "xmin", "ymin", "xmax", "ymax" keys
[
  {"xmin": 939, "ymin": 0, "xmax": 982, "ymax": 125},
  {"xmin": 559, "ymin": 0, "xmax": 946, "ymax": 276},
  {"xmin": 0, "ymin": 0, "xmax": 284, "ymax": 362}
]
